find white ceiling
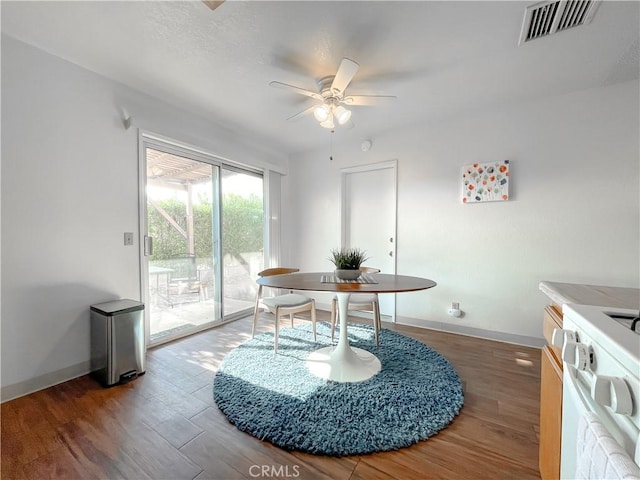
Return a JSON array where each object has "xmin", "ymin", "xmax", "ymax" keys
[{"xmin": 2, "ymin": 1, "xmax": 638, "ymax": 156}]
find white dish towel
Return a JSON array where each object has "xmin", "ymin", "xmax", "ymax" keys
[{"xmin": 575, "ymin": 411, "xmax": 640, "ymax": 480}]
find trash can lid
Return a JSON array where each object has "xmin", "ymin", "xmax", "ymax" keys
[{"xmin": 90, "ymin": 299, "xmax": 144, "ymax": 316}]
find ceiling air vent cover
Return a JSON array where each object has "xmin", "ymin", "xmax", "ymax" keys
[{"xmin": 519, "ymin": 0, "xmax": 601, "ymax": 45}]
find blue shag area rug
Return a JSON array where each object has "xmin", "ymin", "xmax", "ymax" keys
[{"xmin": 213, "ymin": 322, "xmax": 464, "ymax": 456}]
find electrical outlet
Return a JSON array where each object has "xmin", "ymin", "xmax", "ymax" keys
[
  {"xmin": 124, "ymin": 232, "xmax": 134, "ymax": 246},
  {"xmin": 448, "ymin": 302, "xmax": 463, "ymax": 318}
]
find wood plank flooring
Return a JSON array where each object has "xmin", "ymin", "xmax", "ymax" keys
[{"xmin": 1, "ymin": 312, "xmax": 542, "ymax": 480}]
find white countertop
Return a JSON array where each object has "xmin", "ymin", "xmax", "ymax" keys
[{"xmin": 539, "ymin": 281, "xmax": 639, "ymax": 310}]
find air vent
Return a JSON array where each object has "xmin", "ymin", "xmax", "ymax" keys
[{"xmin": 519, "ymin": 0, "xmax": 601, "ymax": 45}]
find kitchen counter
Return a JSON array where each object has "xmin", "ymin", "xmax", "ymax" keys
[{"xmin": 539, "ymin": 281, "xmax": 639, "ymax": 309}]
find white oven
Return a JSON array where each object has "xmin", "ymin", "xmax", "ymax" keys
[{"xmin": 555, "ymin": 304, "xmax": 640, "ymax": 480}]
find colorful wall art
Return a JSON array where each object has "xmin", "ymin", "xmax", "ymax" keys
[{"xmin": 462, "ymin": 160, "xmax": 509, "ymax": 203}]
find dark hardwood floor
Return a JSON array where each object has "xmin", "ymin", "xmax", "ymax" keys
[{"xmin": 1, "ymin": 312, "xmax": 542, "ymax": 480}]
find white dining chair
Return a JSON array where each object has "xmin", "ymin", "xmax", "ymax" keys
[
  {"xmin": 330, "ymin": 266, "xmax": 382, "ymax": 346},
  {"xmin": 252, "ymin": 267, "xmax": 317, "ymax": 353}
]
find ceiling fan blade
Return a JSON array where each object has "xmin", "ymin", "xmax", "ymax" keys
[
  {"xmin": 343, "ymin": 95, "xmax": 397, "ymax": 106},
  {"xmin": 331, "ymin": 58, "xmax": 359, "ymax": 95},
  {"xmin": 269, "ymin": 81, "xmax": 323, "ymax": 100},
  {"xmin": 286, "ymin": 105, "xmax": 317, "ymax": 122},
  {"xmin": 202, "ymin": 1, "xmax": 225, "ymax": 11}
]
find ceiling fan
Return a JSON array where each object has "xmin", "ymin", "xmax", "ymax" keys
[{"xmin": 270, "ymin": 58, "xmax": 396, "ymax": 129}]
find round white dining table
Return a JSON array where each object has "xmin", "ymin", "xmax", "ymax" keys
[{"xmin": 256, "ymin": 272, "xmax": 437, "ymax": 383}]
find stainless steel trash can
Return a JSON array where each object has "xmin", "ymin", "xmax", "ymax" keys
[{"xmin": 90, "ymin": 299, "xmax": 145, "ymax": 387}]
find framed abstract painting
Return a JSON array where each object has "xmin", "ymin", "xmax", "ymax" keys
[{"xmin": 462, "ymin": 160, "xmax": 509, "ymax": 203}]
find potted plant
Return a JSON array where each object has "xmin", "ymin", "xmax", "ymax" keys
[{"xmin": 329, "ymin": 247, "xmax": 369, "ymax": 280}]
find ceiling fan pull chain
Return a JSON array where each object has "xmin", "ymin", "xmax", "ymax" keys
[{"xmin": 329, "ymin": 129, "xmax": 335, "ymax": 161}]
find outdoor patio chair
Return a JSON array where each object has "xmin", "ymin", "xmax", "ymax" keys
[{"xmin": 165, "ymin": 254, "xmax": 203, "ymax": 307}]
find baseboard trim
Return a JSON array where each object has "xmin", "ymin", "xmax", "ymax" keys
[
  {"xmin": 315, "ymin": 304, "xmax": 544, "ymax": 348},
  {"xmin": 394, "ymin": 315, "xmax": 545, "ymax": 348},
  {"xmin": 1, "ymin": 361, "xmax": 91, "ymax": 403}
]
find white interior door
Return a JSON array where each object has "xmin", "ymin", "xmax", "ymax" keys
[{"xmin": 341, "ymin": 161, "xmax": 397, "ymax": 320}]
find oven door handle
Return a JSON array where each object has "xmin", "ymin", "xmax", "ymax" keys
[{"xmin": 564, "ymin": 366, "xmax": 591, "ymax": 415}]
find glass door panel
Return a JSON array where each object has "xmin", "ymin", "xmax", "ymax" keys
[
  {"xmin": 221, "ymin": 169, "xmax": 264, "ymax": 317},
  {"xmin": 145, "ymin": 147, "xmax": 221, "ymax": 344}
]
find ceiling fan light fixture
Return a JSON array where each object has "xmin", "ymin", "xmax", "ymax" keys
[
  {"xmin": 313, "ymin": 104, "xmax": 331, "ymax": 122},
  {"xmin": 334, "ymin": 105, "xmax": 351, "ymax": 125},
  {"xmin": 270, "ymin": 56, "xmax": 396, "ymax": 131},
  {"xmin": 320, "ymin": 117, "xmax": 335, "ymax": 129}
]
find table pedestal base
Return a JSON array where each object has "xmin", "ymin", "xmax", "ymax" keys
[{"xmin": 306, "ymin": 345, "xmax": 381, "ymax": 383}]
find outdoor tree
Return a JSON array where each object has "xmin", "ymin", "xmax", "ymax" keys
[
  {"xmin": 221, "ymin": 193, "xmax": 263, "ymax": 266},
  {"xmin": 148, "ymin": 194, "xmax": 263, "ymax": 264}
]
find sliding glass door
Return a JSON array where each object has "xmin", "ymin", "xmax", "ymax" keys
[
  {"xmin": 141, "ymin": 139, "xmax": 264, "ymax": 346},
  {"xmin": 221, "ymin": 169, "xmax": 264, "ymax": 317}
]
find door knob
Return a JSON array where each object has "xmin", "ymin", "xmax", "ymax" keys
[{"xmin": 389, "ymin": 251, "xmax": 393, "ymax": 257}]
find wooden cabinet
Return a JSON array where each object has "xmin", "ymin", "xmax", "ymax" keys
[
  {"xmin": 539, "ymin": 345, "xmax": 563, "ymax": 479},
  {"xmin": 542, "ymin": 305, "xmax": 563, "ymax": 363},
  {"xmin": 539, "ymin": 305, "xmax": 563, "ymax": 480}
]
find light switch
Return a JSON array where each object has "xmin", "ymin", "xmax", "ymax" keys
[{"xmin": 124, "ymin": 232, "xmax": 134, "ymax": 246}]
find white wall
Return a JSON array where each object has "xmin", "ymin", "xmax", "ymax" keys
[
  {"xmin": 0, "ymin": 36, "xmax": 287, "ymax": 399},
  {"xmin": 2, "ymin": 32, "xmax": 638, "ymax": 398},
  {"xmin": 284, "ymin": 80, "xmax": 639, "ymax": 344}
]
